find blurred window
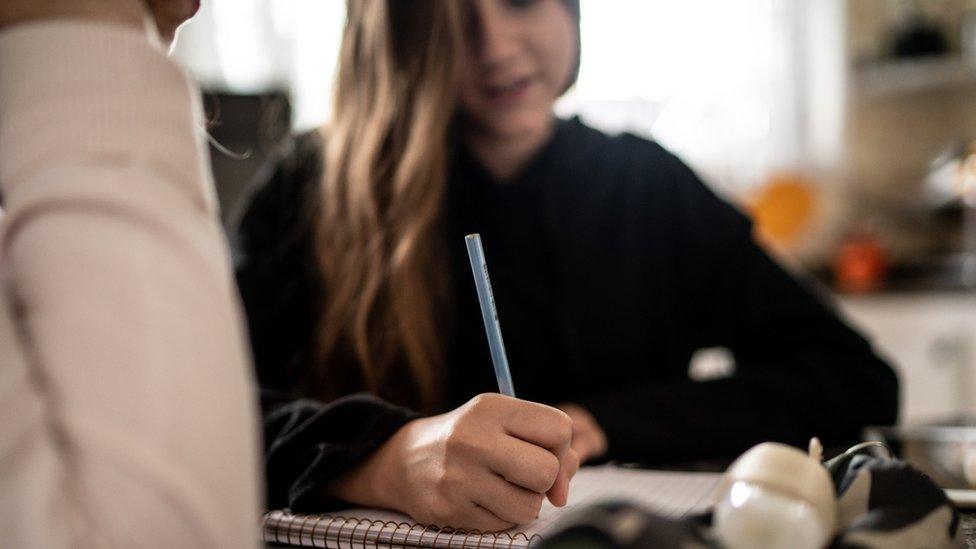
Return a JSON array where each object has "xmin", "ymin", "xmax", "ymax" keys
[
  {"xmin": 173, "ymin": 0, "xmax": 344, "ymax": 130},
  {"xmin": 175, "ymin": 0, "xmax": 811, "ymax": 192},
  {"xmin": 561, "ymin": 0, "xmax": 805, "ymax": 193}
]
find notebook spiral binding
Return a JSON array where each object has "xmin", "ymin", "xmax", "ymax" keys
[{"xmin": 262, "ymin": 510, "xmax": 541, "ymax": 549}]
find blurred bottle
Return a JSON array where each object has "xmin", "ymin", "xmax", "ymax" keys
[{"xmin": 834, "ymin": 233, "xmax": 888, "ymax": 293}]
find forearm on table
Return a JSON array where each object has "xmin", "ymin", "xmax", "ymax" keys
[
  {"xmin": 0, "ymin": 21, "xmax": 260, "ymax": 548},
  {"xmin": 262, "ymin": 392, "xmax": 420, "ymax": 512}
]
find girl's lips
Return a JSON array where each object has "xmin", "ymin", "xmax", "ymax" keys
[{"xmin": 484, "ymin": 77, "xmax": 533, "ymax": 106}]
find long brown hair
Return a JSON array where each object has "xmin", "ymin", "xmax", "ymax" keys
[
  {"xmin": 314, "ymin": 0, "xmax": 581, "ymax": 412},
  {"xmin": 314, "ymin": 0, "xmax": 461, "ymax": 412}
]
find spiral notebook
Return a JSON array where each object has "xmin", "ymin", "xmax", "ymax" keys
[{"xmin": 262, "ymin": 466, "xmax": 721, "ymax": 548}]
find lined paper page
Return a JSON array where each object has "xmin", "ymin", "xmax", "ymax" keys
[
  {"xmin": 326, "ymin": 466, "xmax": 721, "ymax": 539},
  {"xmin": 263, "ymin": 468, "xmax": 722, "ymax": 547}
]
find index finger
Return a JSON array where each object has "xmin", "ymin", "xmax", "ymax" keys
[{"xmin": 501, "ymin": 399, "xmax": 573, "ymax": 453}]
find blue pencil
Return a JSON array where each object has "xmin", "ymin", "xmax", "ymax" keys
[{"xmin": 464, "ymin": 234, "xmax": 516, "ymax": 397}]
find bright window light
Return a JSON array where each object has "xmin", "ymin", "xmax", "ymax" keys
[{"xmin": 176, "ymin": 0, "xmax": 806, "ymax": 192}]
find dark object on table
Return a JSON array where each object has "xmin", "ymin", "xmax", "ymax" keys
[
  {"xmin": 828, "ymin": 451, "xmax": 962, "ymax": 548},
  {"xmin": 541, "ymin": 448, "xmax": 961, "ymax": 548},
  {"xmin": 538, "ymin": 501, "xmax": 715, "ymax": 549}
]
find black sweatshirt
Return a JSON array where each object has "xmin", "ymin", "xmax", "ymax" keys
[{"xmin": 235, "ymin": 117, "xmax": 898, "ymax": 512}]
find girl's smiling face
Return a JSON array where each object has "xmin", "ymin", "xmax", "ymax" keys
[{"xmin": 457, "ymin": 0, "xmax": 579, "ymax": 141}]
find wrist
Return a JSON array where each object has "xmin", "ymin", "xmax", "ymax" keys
[{"xmin": 327, "ymin": 418, "xmax": 418, "ymax": 510}]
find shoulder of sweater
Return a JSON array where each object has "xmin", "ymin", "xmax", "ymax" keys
[
  {"xmin": 234, "ymin": 130, "xmax": 324, "ymax": 262},
  {"xmin": 562, "ymin": 117, "xmax": 671, "ymax": 159},
  {"xmin": 559, "ymin": 117, "xmax": 705, "ymax": 196},
  {"xmin": 248, "ymin": 131, "xmax": 322, "ymax": 214},
  {"xmin": 559, "ymin": 117, "xmax": 751, "ymax": 230},
  {"xmin": 272, "ymin": 130, "xmax": 325, "ymax": 200}
]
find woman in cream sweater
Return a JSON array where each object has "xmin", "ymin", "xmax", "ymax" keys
[{"xmin": 0, "ymin": 1, "xmax": 262, "ymax": 547}]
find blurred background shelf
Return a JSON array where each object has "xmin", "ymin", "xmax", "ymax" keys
[{"xmin": 854, "ymin": 57, "xmax": 976, "ymax": 99}]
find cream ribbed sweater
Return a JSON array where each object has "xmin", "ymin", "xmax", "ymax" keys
[{"xmin": 0, "ymin": 21, "xmax": 261, "ymax": 548}]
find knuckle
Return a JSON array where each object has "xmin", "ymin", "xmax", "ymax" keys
[
  {"xmin": 444, "ymin": 424, "xmax": 478, "ymax": 455},
  {"xmin": 469, "ymin": 393, "xmax": 497, "ymax": 410},
  {"xmin": 539, "ymin": 454, "xmax": 560, "ymax": 487},
  {"xmin": 553, "ymin": 411, "xmax": 574, "ymax": 443},
  {"xmin": 523, "ymin": 462, "xmax": 553, "ymax": 493}
]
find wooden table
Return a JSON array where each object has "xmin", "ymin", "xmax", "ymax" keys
[{"xmin": 267, "ymin": 514, "xmax": 976, "ymax": 547}]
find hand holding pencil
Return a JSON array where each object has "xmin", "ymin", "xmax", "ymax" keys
[{"xmin": 328, "ymin": 394, "xmax": 579, "ymax": 532}]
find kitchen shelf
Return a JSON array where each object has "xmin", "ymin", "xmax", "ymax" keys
[{"xmin": 853, "ymin": 57, "xmax": 976, "ymax": 99}]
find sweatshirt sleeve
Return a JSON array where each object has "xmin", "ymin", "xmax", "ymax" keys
[
  {"xmin": 233, "ymin": 135, "xmax": 421, "ymax": 512},
  {"xmin": 0, "ymin": 21, "xmax": 261, "ymax": 548},
  {"xmin": 262, "ymin": 391, "xmax": 419, "ymax": 511},
  {"xmin": 579, "ymin": 152, "xmax": 898, "ymax": 464}
]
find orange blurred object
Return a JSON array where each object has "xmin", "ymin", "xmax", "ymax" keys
[
  {"xmin": 834, "ymin": 235, "xmax": 888, "ymax": 293},
  {"xmin": 749, "ymin": 172, "xmax": 817, "ymax": 248}
]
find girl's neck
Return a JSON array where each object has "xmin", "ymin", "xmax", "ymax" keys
[{"xmin": 463, "ymin": 117, "xmax": 556, "ymax": 184}]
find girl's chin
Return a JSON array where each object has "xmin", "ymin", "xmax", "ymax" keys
[{"xmin": 475, "ymin": 112, "xmax": 554, "ymax": 140}]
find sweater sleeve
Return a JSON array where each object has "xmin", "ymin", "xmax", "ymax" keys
[
  {"xmin": 261, "ymin": 391, "xmax": 419, "ymax": 511},
  {"xmin": 234, "ymin": 138, "xmax": 421, "ymax": 512},
  {"xmin": 579, "ymin": 152, "xmax": 898, "ymax": 465},
  {"xmin": 0, "ymin": 22, "xmax": 261, "ymax": 548}
]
